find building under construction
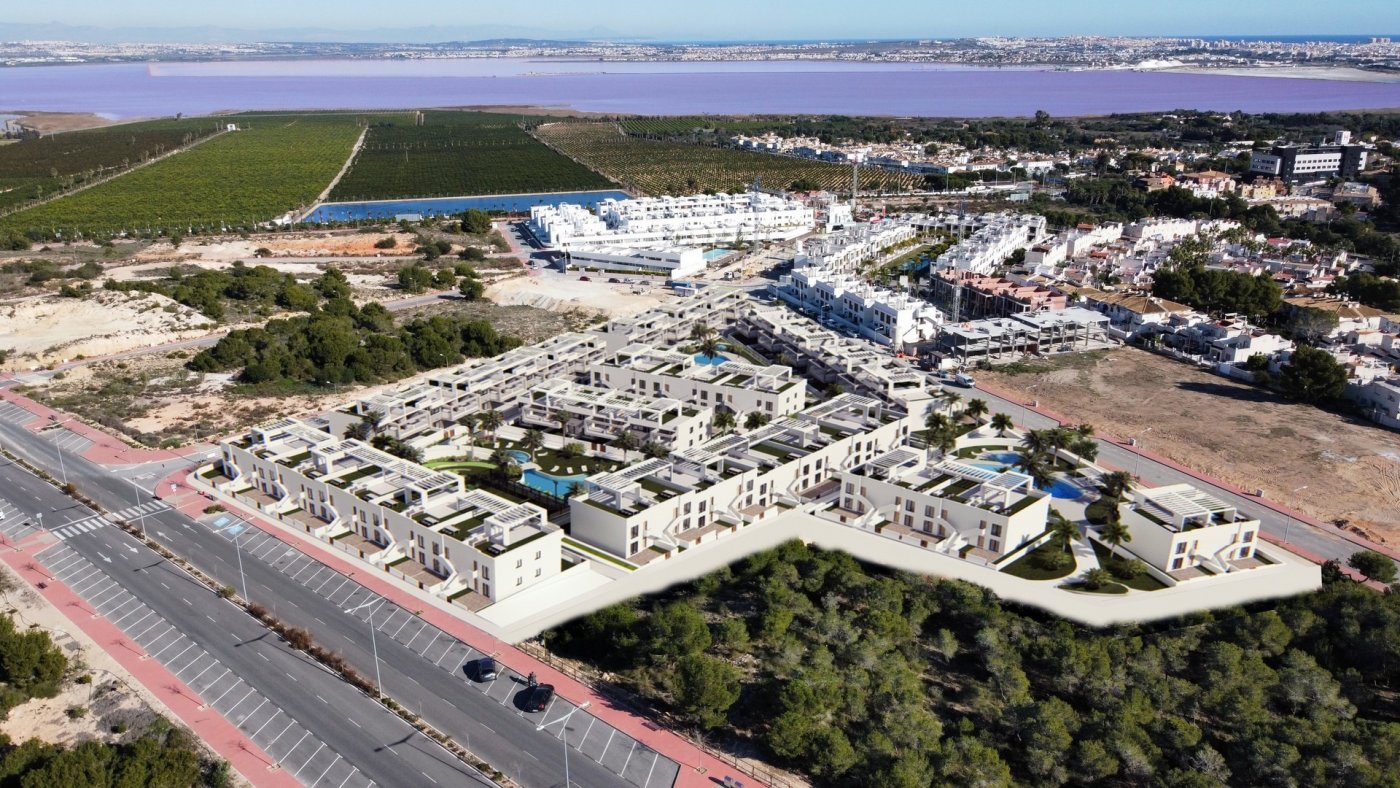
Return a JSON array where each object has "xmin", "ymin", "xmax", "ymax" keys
[
  {"xmin": 931, "ymin": 307, "xmax": 1113, "ymax": 364},
  {"xmin": 928, "ymin": 271, "xmax": 1068, "ymax": 321}
]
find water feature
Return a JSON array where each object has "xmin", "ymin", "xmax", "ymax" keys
[
  {"xmin": 505, "ymin": 450, "xmax": 531, "ymax": 464},
  {"xmin": 694, "ymin": 353, "xmax": 730, "ymax": 366},
  {"xmin": 520, "ymin": 468, "xmax": 587, "ymax": 497},
  {"xmin": 979, "ymin": 451, "xmax": 1022, "ymax": 465},
  {"xmin": 303, "ymin": 190, "xmax": 629, "ymax": 223},
  {"xmin": 1040, "ymin": 479, "xmax": 1084, "ymax": 500},
  {"xmin": 702, "ymin": 248, "xmax": 733, "ymax": 262},
  {"xmin": 4, "ymin": 60, "xmax": 1399, "ymax": 119}
]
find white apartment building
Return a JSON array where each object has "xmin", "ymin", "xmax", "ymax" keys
[
  {"xmin": 1351, "ymin": 377, "xmax": 1400, "ymax": 430},
  {"xmin": 569, "ymin": 394, "xmax": 917, "ymax": 560},
  {"xmin": 933, "ymin": 213, "xmax": 1048, "ymax": 276},
  {"xmin": 793, "ymin": 218, "xmax": 920, "ymax": 273},
  {"xmin": 834, "ymin": 453, "xmax": 1050, "ymax": 559},
  {"xmin": 781, "ymin": 268, "xmax": 945, "ymax": 347},
  {"xmin": 518, "ymin": 380, "xmax": 714, "ymax": 452},
  {"xmin": 528, "ymin": 192, "xmax": 816, "ymax": 250},
  {"xmin": 1025, "ymin": 222, "xmax": 1125, "ymax": 271},
  {"xmin": 590, "ymin": 345, "xmax": 808, "ymax": 420},
  {"xmin": 1123, "ymin": 217, "xmax": 1239, "ymax": 244},
  {"xmin": 1119, "ymin": 484, "xmax": 1261, "ymax": 575},
  {"xmin": 216, "ymin": 419, "xmax": 564, "ymax": 605}
]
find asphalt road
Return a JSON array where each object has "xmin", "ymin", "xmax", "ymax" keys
[
  {"xmin": 0, "ymin": 455, "xmax": 490, "ymax": 788},
  {"xmin": 0, "ymin": 417, "xmax": 678, "ymax": 788}
]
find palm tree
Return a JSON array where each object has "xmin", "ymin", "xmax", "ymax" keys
[
  {"xmin": 713, "ymin": 410, "xmax": 737, "ymax": 434},
  {"xmin": 457, "ymin": 413, "xmax": 479, "ymax": 447},
  {"xmin": 553, "ymin": 411, "xmax": 572, "ymax": 437},
  {"xmin": 698, "ymin": 334, "xmax": 722, "ymax": 360},
  {"xmin": 1080, "ymin": 567, "xmax": 1113, "ymax": 591},
  {"xmin": 614, "ymin": 430, "xmax": 638, "ymax": 462},
  {"xmin": 521, "ymin": 428, "xmax": 545, "ymax": 461},
  {"xmin": 1097, "ymin": 470, "xmax": 1134, "ymax": 502},
  {"xmin": 690, "ymin": 322, "xmax": 716, "ymax": 342},
  {"xmin": 744, "ymin": 411, "xmax": 770, "ymax": 431},
  {"xmin": 1047, "ymin": 509, "xmax": 1079, "ymax": 554},
  {"xmin": 1019, "ymin": 429, "xmax": 1052, "ymax": 460},
  {"xmin": 1072, "ymin": 438, "xmax": 1099, "ymax": 463},
  {"xmin": 477, "ymin": 410, "xmax": 504, "ymax": 447},
  {"xmin": 989, "ymin": 413, "xmax": 1014, "ymax": 437},
  {"xmin": 965, "ymin": 398, "xmax": 989, "ymax": 424},
  {"xmin": 924, "ymin": 411, "xmax": 951, "ymax": 440},
  {"xmin": 1019, "ymin": 457, "xmax": 1056, "ymax": 490},
  {"xmin": 1098, "ymin": 514, "xmax": 1132, "ymax": 560},
  {"xmin": 1074, "ymin": 423, "xmax": 1095, "ymax": 440},
  {"xmin": 567, "ymin": 481, "xmax": 588, "ymax": 499},
  {"xmin": 642, "ymin": 440, "xmax": 668, "ymax": 459},
  {"xmin": 941, "ymin": 390, "xmax": 963, "ymax": 414}
]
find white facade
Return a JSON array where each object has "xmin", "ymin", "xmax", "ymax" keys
[
  {"xmin": 793, "ymin": 218, "xmax": 919, "ymax": 273},
  {"xmin": 1120, "ymin": 484, "xmax": 1261, "ymax": 575},
  {"xmin": 529, "ymin": 192, "xmax": 816, "ymax": 250},
  {"xmin": 590, "ymin": 345, "xmax": 809, "ymax": 420},
  {"xmin": 781, "ymin": 269, "xmax": 944, "ymax": 347},
  {"xmin": 934, "ymin": 213, "xmax": 1048, "ymax": 275}
]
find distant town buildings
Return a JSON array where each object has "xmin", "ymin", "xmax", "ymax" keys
[{"xmin": 1248, "ymin": 131, "xmax": 1369, "ymax": 184}]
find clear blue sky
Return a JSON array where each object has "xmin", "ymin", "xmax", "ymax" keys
[{"xmin": 5, "ymin": 0, "xmax": 1399, "ymax": 40}]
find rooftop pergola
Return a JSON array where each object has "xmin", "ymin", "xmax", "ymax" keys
[{"xmin": 1138, "ymin": 485, "xmax": 1239, "ymax": 531}]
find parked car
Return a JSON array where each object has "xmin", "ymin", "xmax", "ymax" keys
[
  {"xmin": 525, "ymin": 684, "xmax": 555, "ymax": 712},
  {"xmin": 579, "ymin": 275, "xmax": 592, "ymax": 282},
  {"xmin": 474, "ymin": 657, "xmax": 498, "ymax": 682},
  {"xmin": 953, "ymin": 372, "xmax": 977, "ymax": 387},
  {"xmin": 608, "ymin": 277, "xmax": 621, "ymax": 284}
]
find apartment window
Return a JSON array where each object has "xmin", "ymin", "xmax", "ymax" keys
[
  {"xmin": 631, "ymin": 525, "xmax": 640, "ymax": 538},
  {"xmin": 749, "ymin": 480, "xmax": 756, "ymax": 492},
  {"xmin": 1175, "ymin": 542, "xmax": 1188, "ymax": 555},
  {"xmin": 483, "ymin": 567, "xmax": 490, "ymax": 580},
  {"xmin": 432, "ymin": 543, "xmax": 440, "ymax": 556},
  {"xmin": 630, "ymin": 541, "xmax": 639, "ymax": 554},
  {"xmin": 698, "ymin": 501, "xmax": 707, "ymax": 512},
  {"xmin": 445, "ymin": 547, "xmax": 450, "ymax": 559},
  {"xmin": 989, "ymin": 539, "xmax": 1000, "ymax": 553},
  {"xmin": 846, "ymin": 483, "xmax": 855, "ymax": 494},
  {"xmin": 535, "ymin": 551, "xmax": 541, "ymax": 560},
  {"xmin": 905, "ymin": 500, "xmax": 915, "ymax": 512},
  {"xmin": 417, "ymin": 535, "xmax": 425, "ymax": 548},
  {"xmin": 515, "ymin": 559, "xmax": 523, "ymax": 569},
  {"xmin": 1171, "ymin": 558, "xmax": 1184, "ymax": 570},
  {"xmin": 535, "ymin": 568, "xmax": 542, "ymax": 577},
  {"xmin": 684, "ymin": 502, "xmax": 692, "ymax": 514},
  {"xmin": 516, "ymin": 577, "xmax": 523, "ymax": 586},
  {"xmin": 1242, "ymin": 531, "xmax": 1255, "ymax": 542},
  {"xmin": 924, "ymin": 505, "xmax": 934, "ymax": 517}
]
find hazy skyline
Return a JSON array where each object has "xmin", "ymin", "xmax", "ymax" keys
[{"xmin": 3, "ymin": 0, "xmax": 1399, "ymax": 42}]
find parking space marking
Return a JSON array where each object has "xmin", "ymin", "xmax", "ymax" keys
[{"xmin": 293, "ymin": 743, "xmax": 327, "ymax": 779}]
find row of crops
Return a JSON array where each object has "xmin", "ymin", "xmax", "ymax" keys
[
  {"xmin": 327, "ymin": 111, "xmax": 615, "ymax": 201},
  {"xmin": 619, "ymin": 116, "xmax": 792, "ymax": 138},
  {"xmin": 0, "ymin": 118, "xmax": 223, "ymax": 215},
  {"xmin": 532, "ymin": 122, "xmax": 921, "ymax": 196},
  {"xmin": 0, "ymin": 114, "xmax": 380, "ymax": 238}
]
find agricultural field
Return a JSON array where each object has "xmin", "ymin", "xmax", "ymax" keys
[
  {"xmin": 0, "ymin": 113, "xmax": 387, "ymax": 238},
  {"xmin": 0, "ymin": 117, "xmax": 223, "ymax": 215},
  {"xmin": 534, "ymin": 121, "xmax": 921, "ymax": 195},
  {"xmin": 328, "ymin": 111, "xmax": 615, "ymax": 201},
  {"xmin": 620, "ymin": 116, "xmax": 793, "ymax": 138}
]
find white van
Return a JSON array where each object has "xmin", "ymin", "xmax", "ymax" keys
[{"xmin": 953, "ymin": 372, "xmax": 977, "ymax": 388}]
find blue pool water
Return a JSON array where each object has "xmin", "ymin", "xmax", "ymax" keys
[
  {"xmin": 303, "ymin": 190, "xmax": 630, "ymax": 223},
  {"xmin": 505, "ymin": 450, "xmax": 530, "ymax": 464},
  {"xmin": 1041, "ymin": 479, "xmax": 1083, "ymax": 499},
  {"xmin": 967, "ymin": 461, "xmax": 1012, "ymax": 472},
  {"xmin": 694, "ymin": 353, "xmax": 729, "ymax": 366},
  {"xmin": 979, "ymin": 451, "xmax": 1022, "ymax": 465},
  {"xmin": 703, "ymin": 248, "xmax": 732, "ymax": 262},
  {"xmin": 520, "ymin": 469, "xmax": 587, "ymax": 497}
]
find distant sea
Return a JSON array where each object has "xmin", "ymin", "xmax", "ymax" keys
[{"xmin": 2, "ymin": 59, "xmax": 1398, "ymax": 119}]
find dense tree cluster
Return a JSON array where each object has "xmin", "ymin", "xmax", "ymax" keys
[
  {"xmin": 1329, "ymin": 272, "xmax": 1400, "ymax": 312},
  {"xmin": 0, "ymin": 616, "xmax": 66, "ymax": 716},
  {"xmin": 0, "ymin": 725, "xmax": 216, "ymax": 788},
  {"xmin": 1278, "ymin": 345, "xmax": 1349, "ymax": 404},
  {"xmin": 1151, "ymin": 258, "xmax": 1282, "ymax": 320},
  {"xmin": 103, "ymin": 261, "xmax": 337, "ymax": 320},
  {"xmin": 187, "ymin": 296, "xmax": 519, "ymax": 386},
  {"xmin": 545, "ymin": 541, "xmax": 1400, "ymax": 788}
]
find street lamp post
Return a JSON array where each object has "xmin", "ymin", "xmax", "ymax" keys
[
  {"xmin": 232, "ymin": 519, "xmax": 249, "ymax": 604},
  {"xmin": 49, "ymin": 416, "xmax": 68, "ymax": 485},
  {"xmin": 344, "ymin": 599, "xmax": 384, "ymax": 700},
  {"xmin": 1132, "ymin": 427, "xmax": 1154, "ymax": 479},
  {"xmin": 128, "ymin": 478, "xmax": 147, "ymax": 538},
  {"xmin": 537, "ymin": 700, "xmax": 590, "ymax": 788},
  {"xmin": 1282, "ymin": 485, "xmax": 1308, "ymax": 543}
]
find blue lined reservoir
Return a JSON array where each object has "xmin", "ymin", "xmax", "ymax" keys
[{"xmin": 303, "ymin": 190, "xmax": 630, "ymax": 223}]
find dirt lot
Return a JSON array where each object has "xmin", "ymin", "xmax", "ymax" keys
[
  {"xmin": 981, "ymin": 347, "xmax": 1400, "ymax": 545},
  {"xmin": 0, "ymin": 290, "xmax": 215, "ymax": 370}
]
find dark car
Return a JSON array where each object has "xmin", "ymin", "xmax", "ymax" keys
[
  {"xmin": 579, "ymin": 275, "xmax": 592, "ymax": 282},
  {"xmin": 608, "ymin": 277, "xmax": 621, "ymax": 284},
  {"xmin": 474, "ymin": 657, "xmax": 498, "ymax": 682},
  {"xmin": 525, "ymin": 684, "xmax": 555, "ymax": 712}
]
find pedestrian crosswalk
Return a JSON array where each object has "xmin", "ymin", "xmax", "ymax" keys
[
  {"xmin": 51, "ymin": 516, "xmax": 112, "ymax": 540},
  {"xmin": 108, "ymin": 501, "xmax": 171, "ymax": 521}
]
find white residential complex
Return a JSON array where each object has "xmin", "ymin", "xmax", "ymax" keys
[
  {"xmin": 793, "ymin": 217, "xmax": 920, "ymax": 273},
  {"xmin": 1119, "ymin": 484, "xmax": 1262, "ymax": 575},
  {"xmin": 590, "ymin": 345, "xmax": 809, "ymax": 420},
  {"xmin": 529, "ymin": 192, "xmax": 816, "ymax": 250},
  {"xmin": 780, "ymin": 268, "xmax": 944, "ymax": 348},
  {"xmin": 933, "ymin": 213, "xmax": 1047, "ymax": 275}
]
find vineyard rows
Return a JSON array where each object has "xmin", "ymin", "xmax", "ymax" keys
[
  {"xmin": 620, "ymin": 117, "xmax": 792, "ymax": 137},
  {"xmin": 533, "ymin": 122, "xmax": 920, "ymax": 196},
  {"xmin": 0, "ymin": 118, "xmax": 222, "ymax": 214},
  {"xmin": 328, "ymin": 111, "xmax": 615, "ymax": 201},
  {"xmin": 0, "ymin": 115, "xmax": 372, "ymax": 237}
]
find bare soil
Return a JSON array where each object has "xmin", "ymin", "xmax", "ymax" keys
[{"xmin": 981, "ymin": 347, "xmax": 1400, "ymax": 545}]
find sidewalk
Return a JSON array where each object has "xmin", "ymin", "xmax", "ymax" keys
[
  {"xmin": 1, "ymin": 532, "xmax": 296, "ymax": 788},
  {"xmin": 0, "ymin": 385, "xmax": 205, "ymax": 465},
  {"xmin": 973, "ymin": 380, "xmax": 1400, "ymax": 563},
  {"xmin": 161, "ymin": 466, "xmax": 747, "ymax": 788}
]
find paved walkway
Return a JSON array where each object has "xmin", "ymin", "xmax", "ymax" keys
[
  {"xmin": 162, "ymin": 467, "xmax": 744, "ymax": 788},
  {"xmin": 0, "ymin": 531, "xmax": 296, "ymax": 788},
  {"xmin": 1067, "ymin": 533, "xmax": 1101, "ymax": 582}
]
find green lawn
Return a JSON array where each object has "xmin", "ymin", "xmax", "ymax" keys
[
  {"xmin": 1000, "ymin": 541, "xmax": 1077, "ymax": 581},
  {"xmin": 1091, "ymin": 541, "xmax": 1168, "ymax": 591}
]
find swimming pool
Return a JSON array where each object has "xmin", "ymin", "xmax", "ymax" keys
[
  {"xmin": 520, "ymin": 469, "xmax": 587, "ymax": 497},
  {"xmin": 1040, "ymin": 479, "xmax": 1083, "ymax": 499},
  {"xmin": 694, "ymin": 353, "xmax": 729, "ymax": 366},
  {"xmin": 967, "ymin": 461, "xmax": 1014, "ymax": 473},
  {"xmin": 505, "ymin": 450, "xmax": 530, "ymax": 464},
  {"xmin": 703, "ymin": 248, "xmax": 732, "ymax": 262},
  {"xmin": 979, "ymin": 451, "xmax": 1022, "ymax": 465}
]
